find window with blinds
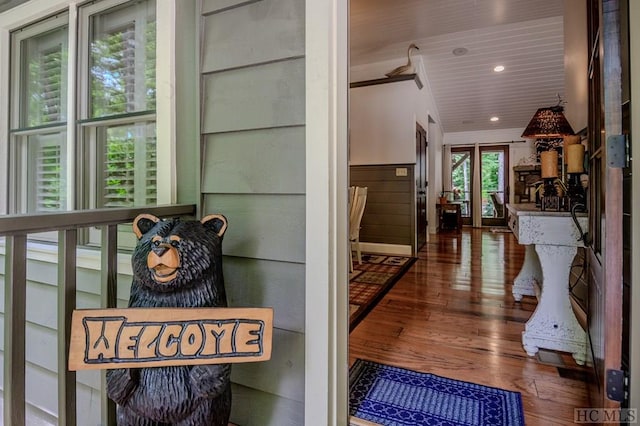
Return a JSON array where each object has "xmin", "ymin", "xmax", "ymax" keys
[
  {"xmin": 10, "ymin": 21, "xmax": 68, "ymax": 214},
  {"xmin": 8, "ymin": 0, "xmax": 158, "ymax": 220},
  {"xmin": 86, "ymin": 0, "xmax": 157, "ymax": 208}
]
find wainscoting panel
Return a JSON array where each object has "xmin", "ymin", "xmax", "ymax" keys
[{"xmin": 350, "ymin": 164, "xmax": 415, "ymax": 255}]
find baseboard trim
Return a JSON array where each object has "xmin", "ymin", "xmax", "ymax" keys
[{"xmin": 359, "ymin": 242, "xmax": 412, "ymax": 256}]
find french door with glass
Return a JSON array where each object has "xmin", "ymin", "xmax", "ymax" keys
[{"xmin": 450, "ymin": 145, "xmax": 509, "ymax": 227}]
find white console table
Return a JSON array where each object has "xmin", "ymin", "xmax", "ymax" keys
[{"xmin": 506, "ymin": 203, "xmax": 588, "ymax": 365}]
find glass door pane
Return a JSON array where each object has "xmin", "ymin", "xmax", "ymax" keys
[
  {"xmin": 451, "ymin": 147, "xmax": 473, "ymax": 224},
  {"xmin": 480, "ymin": 146, "xmax": 508, "ymax": 226}
]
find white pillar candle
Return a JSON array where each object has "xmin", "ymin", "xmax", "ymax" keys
[
  {"xmin": 540, "ymin": 150, "xmax": 558, "ymax": 178},
  {"xmin": 566, "ymin": 143, "xmax": 585, "ymax": 173}
]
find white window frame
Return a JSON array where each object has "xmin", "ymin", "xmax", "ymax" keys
[
  {"xmin": 0, "ymin": 0, "xmax": 177, "ymax": 218},
  {"xmin": 9, "ymin": 13, "xmax": 70, "ymax": 214}
]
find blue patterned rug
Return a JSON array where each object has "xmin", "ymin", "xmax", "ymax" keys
[{"xmin": 349, "ymin": 359, "xmax": 525, "ymax": 426}]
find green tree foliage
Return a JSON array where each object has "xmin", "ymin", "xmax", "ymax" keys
[
  {"xmin": 451, "ymin": 153, "xmax": 470, "ymax": 198},
  {"xmin": 90, "ymin": 21, "xmax": 156, "ymax": 117},
  {"xmin": 481, "ymin": 152, "xmax": 501, "ymax": 216}
]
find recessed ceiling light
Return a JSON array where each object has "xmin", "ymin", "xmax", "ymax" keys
[
  {"xmin": 490, "ymin": 116, "xmax": 499, "ymax": 122},
  {"xmin": 493, "ymin": 65, "xmax": 505, "ymax": 72},
  {"xmin": 452, "ymin": 47, "xmax": 468, "ymax": 56}
]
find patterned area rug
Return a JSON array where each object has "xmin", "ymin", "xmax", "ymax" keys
[
  {"xmin": 349, "ymin": 359, "xmax": 525, "ymax": 426},
  {"xmin": 349, "ymin": 254, "xmax": 415, "ymax": 331}
]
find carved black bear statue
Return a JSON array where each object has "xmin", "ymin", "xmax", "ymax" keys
[{"xmin": 106, "ymin": 213, "xmax": 232, "ymax": 425}]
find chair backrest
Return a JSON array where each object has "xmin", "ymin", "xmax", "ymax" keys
[
  {"xmin": 490, "ymin": 192, "xmax": 504, "ymax": 218},
  {"xmin": 349, "ymin": 186, "xmax": 368, "ymax": 240}
]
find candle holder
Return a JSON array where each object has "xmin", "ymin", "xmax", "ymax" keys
[
  {"xmin": 566, "ymin": 173, "xmax": 586, "ymax": 212},
  {"xmin": 540, "ymin": 178, "xmax": 561, "ymax": 211}
]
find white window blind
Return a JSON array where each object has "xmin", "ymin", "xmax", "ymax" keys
[
  {"xmin": 99, "ymin": 122, "xmax": 156, "ymax": 207},
  {"xmin": 27, "ymin": 42, "xmax": 65, "ymax": 125},
  {"xmin": 27, "ymin": 132, "xmax": 67, "ymax": 212}
]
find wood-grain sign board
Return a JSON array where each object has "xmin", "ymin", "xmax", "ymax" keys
[{"xmin": 69, "ymin": 307, "xmax": 273, "ymax": 371}]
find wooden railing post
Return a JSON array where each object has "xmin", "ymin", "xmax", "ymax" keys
[
  {"xmin": 100, "ymin": 224, "xmax": 118, "ymax": 426},
  {"xmin": 58, "ymin": 229, "xmax": 77, "ymax": 426},
  {"xmin": 3, "ymin": 234, "xmax": 27, "ymax": 426}
]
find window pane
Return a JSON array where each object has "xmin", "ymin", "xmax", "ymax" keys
[
  {"xmin": 27, "ymin": 132, "xmax": 67, "ymax": 212},
  {"xmin": 21, "ymin": 26, "xmax": 68, "ymax": 127},
  {"xmin": 481, "ymin": 151, "xmax": 506, "ymax": 218},
  {"xmin": 99, "ymin": 122, "xmax": 156, "ymax": 207},
  {"xmin": 89, "ymin": 0, "xmax": 156, "ymax": 117},
  {"xmin": 451, "ymin": 151, "xmax": 472, "ymax": 217}
]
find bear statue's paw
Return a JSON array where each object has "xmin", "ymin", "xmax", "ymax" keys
[
  {"xmin": 189, "ymin": 364, "xmax": 232, "ymax": 398},
  {"xmin": 106, "ymin": 368, "xmax": 139, "ymax": 405}
]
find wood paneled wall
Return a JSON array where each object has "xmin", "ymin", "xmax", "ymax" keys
[
  {"xmin": 200, "ymin": 0, "xmax": 305, "ymax": 424},
  {"xmin": 350, "ymin": 164, "xmax": 415, "ymax": 254}
]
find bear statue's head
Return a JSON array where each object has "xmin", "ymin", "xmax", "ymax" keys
[{"xmin": 131, "ymin": 213, "xmax": 228, "ymax": 293}]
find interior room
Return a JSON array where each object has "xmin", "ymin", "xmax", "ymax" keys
[{"xmin": 347, "ymin": 0, "xmax": 634, "ymax": 424}]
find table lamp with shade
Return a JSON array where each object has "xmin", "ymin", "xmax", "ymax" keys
[
  {"xmin": 521, "ymin": 104, "xmax": 575, "ymax": 140},
  {"xmin": 521, "ymin": 99, "xmax": 575, "ymax": 211}
]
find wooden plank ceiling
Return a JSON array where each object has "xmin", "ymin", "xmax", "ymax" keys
[{"xmin": 350, "ymin": 0, "xmax": 568, "ymax": 133}]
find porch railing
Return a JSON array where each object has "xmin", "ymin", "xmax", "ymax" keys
[{"xmin": 0, "ymin": 204, "xmax": 197, "ymax": 426}]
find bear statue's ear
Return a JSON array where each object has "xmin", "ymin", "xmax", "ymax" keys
[
  {"xmin": 133, "ymin": 214, "xmax": 160, "ymax": 239},
  {"xmin": 201, "ymin": 214, "xmax": 228, "ymax": 238}
]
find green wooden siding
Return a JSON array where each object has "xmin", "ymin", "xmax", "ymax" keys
[
  {"xmin": 202, "ymin": 59, "xmax": 305, "ymax": 133},
  {"xmin": 200, "ymin": 0, "xmax": 306, "ymax": 424},
  {"xmin": 201, "ymin": 0, "xmax": 304, "ymax": 72},
  {"xmin": 224, "ymin": 257, "xmax": 305, "ymax": 332},
  {"xmin": 202, "ymin": 127, "xmax": 305, "ymax": 195}
]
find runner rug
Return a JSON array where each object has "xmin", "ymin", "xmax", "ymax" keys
[
  {"xmin": 349, "ymin": 359, "xmax": 525, "ymax": 426},
  {"xmin": 349, "ymin": 254, "xmax": 415, "ymax": 331}
]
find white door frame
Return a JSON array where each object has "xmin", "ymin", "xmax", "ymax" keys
[{"xmin": 304, "ymin": 0, "xmax": 349, "ymax": 424}]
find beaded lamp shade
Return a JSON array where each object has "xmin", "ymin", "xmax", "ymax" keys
[{"xmin": 521, "ymin": 105, "xmax": 575, "ymax": 138}]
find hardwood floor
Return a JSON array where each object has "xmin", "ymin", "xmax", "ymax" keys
[{"xmin": 349, "ymin": 228, "xmax": 593, "ymax": 426}]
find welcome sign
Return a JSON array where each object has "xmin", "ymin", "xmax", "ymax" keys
[{"xmin": 68, "ymin": 307, "xmax": 273, "ymax": 370}]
